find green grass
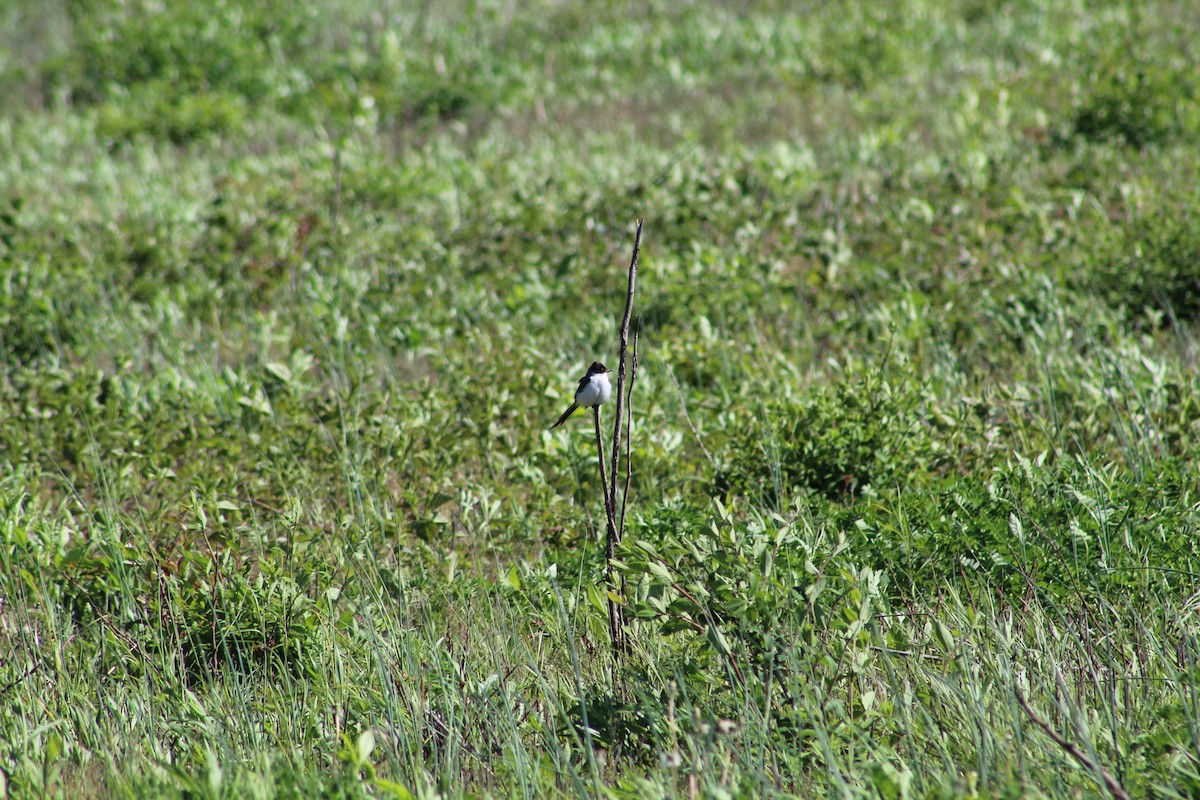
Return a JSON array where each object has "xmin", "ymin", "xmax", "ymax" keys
[{"xmin": 2, "ymin": 0, "xmax": 1200, "ymax": 796}]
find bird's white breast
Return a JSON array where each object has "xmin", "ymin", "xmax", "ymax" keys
[{"xmin": 577, "ymin": 373, "xmax": 612, "ymax": 407}]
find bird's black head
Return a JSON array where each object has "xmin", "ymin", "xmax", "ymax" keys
[{"xmin": 589, "ymin": 361, "xmax": 611, "ymax": 374}]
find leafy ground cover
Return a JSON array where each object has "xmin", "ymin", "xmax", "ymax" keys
[{"xmin": 2, "ymin": 0, "xmax": 1200, "ymax": 797}]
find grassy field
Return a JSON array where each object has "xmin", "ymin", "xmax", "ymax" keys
[{"xmin": 3, "ymin": 0, "xmax": 1200, "ymax": 796}]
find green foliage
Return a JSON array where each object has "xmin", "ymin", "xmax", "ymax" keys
[
  {"xmin": 621, "ymin": 499, "xmax": 883, "ymax": 682},
  {"xmin": 171, "ymin": 554, "xmax": 323, "ymax": 681},
  {"xmin": 0, "ymin": 258, "xmax": 77, "ymax": 366},
  {"xmin": 96, "ymin": 89, "xmax": 248, "ymax": 144},
  {"xmin": 1084, "ymin": 201, "xmax": 1200, "ymax": 325},
  {"xmin": 1071, "ymin": 57, "xmax": 1198, "ymax": 149},
  {"xmin": 2, "ymin": 0, "xmax": 1200, "ymax": 797},
  {"xmin": 848, "ymin": 452, "xmax": 1200, "ymax": 600},
  {"xmin": 720, "ymin": 362, "xmax": 984, "ymax": 504},
  {"xmin": 47, "ymin": 0, "xmax": 305, "ymax": 108}
]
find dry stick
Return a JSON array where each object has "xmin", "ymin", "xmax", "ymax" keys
[
  {"xmin": 1014, "ymin": 687, "xmax": 1131, "ymax": 800},
  {"xmin": 592, "ymin": 407, "xmax": 616, "ymax": 537},
  {"xmin": 608, "ymin": 220, "xmax": 642, "ymax": 516},
  {"xmin": 593, "ymin": 403, "xmax": 620, "ymax": 662},
  {"xmin": 612, "ymin": 319, "xmax": 640, "ymax": 661},
  {"xmin": 604, "ymin": 219, "xmax": 643, "ymax": 659},
  {"xmin": 618, "ymin": 317, "xmax": 640, "ymax": 540},
  {"xmin": 0, "ymin": 659, "xmax": 41, "ymax": 700},
  {"xmin": 599, "ymin": 401, "xmax": 622, "ymax": 659}
]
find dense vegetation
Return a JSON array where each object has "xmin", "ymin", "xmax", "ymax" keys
[{"xmin": 2, "ymin": 0, "xmax": 1200, "ymax": 796}]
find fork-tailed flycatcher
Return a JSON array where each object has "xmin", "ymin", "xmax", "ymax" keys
[{"xmin": 550, "ymin": 361, "xmax": 613, "ymax": 429}]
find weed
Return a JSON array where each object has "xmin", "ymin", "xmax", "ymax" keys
[{"xmin": 1, "ymin": 0, "xmax": 1199, "ymax": 797}]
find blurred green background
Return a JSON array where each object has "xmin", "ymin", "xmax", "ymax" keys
[{"xmin": 2, "ymin": 0, "xmax": 1200, "ymax": 797}]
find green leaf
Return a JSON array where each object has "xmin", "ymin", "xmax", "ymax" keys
[
  {"xmin": 503, "ymin": 564, "xmax": 521, "ymax": 590},
  {"xmin": 647, "ymin": 561, "xmax": 674, "ymax": 582},
  {"xmin": 205, "ymin": 748, "xmax": 223, "ymax": 796},
  {"xmin": 372, "ymin": 778, "xmax": 415, "ymax": 799},
  {"xmin": 1008, "ymin": 512, "xmax": 1024, "ymax": 544},
  {"xmin": 44, "ymin": 734, "xmax": 63, "ymax": 763},
  {"xmin": 707, "ymin": 624, "xmax": 732, "ymax": 656},
  {"xmin": 356, "ymin": 728, "xmax": 376, "ymax": 766},
  {"xmin": 935, "ymin": 620, "xmax": 955, "ymax": 653}
]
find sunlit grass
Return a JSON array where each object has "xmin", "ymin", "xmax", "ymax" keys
[{"xmin": 1, "ymin": 0, "xmax": 1199, "ymax": 797}]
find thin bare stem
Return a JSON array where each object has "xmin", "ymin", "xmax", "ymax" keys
[
  {"xmin": 1014, "ymin": 687, "xmax": 1130, "ymax": 800},
  {"xmin": 593, "ymin": 405, "xmax": 622, "ymax": 656},
  {"xmin": 608, "ymin": 219, "xmax": 642, "ymax": 529},
  {"xmin": 603, "ymin": 219, "xmax": 643, "ymax": 661},
  {"xmin": 593, "ymin": 407, "xmax": 616, "ymax": 537},
  {"xmin": 618, "ymin": 317, "xmax": 640, "ymax": 540}
]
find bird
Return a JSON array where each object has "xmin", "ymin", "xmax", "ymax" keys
[{"xmin": 550, "ymin": 361, "xmax": 613, "ymax": 429}]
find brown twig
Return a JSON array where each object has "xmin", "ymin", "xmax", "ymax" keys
[
  {"xmin": 618, "ymin": 316, "xmax": 640, "ymax": 540},
  {"xmin": 1014, "ymin": 686, "xmax": 1130, "ymax": 800},
  {"xmin": 0, "ymin": 658, "xmax": 42, "ymax": 700},
  {"xmin": 602, "ymin": 220, "xmax": 643, "ymax": 660},
  {"xmin": 595, "ymin": 405, "xmax": 622, "ymax": 660},
  {"xmin": 612, "ymin": 317, "xmax": 641, "ymax": 665},
  {"xmin": 592, "ymin": 407, "xmax": 616, "ymax": 537},
  {"xmin": 608, "ymin": 220, "xmax": 642, "ymax": 524}
]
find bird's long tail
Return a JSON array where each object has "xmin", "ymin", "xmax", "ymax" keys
[{"xmin": 550, "ymin": 402, "xmax": 579, "ymax": 429}]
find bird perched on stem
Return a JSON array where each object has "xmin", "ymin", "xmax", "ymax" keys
[{"xmin": 550, "ymin": 361, "xmax": 613, "ymax": 428}]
